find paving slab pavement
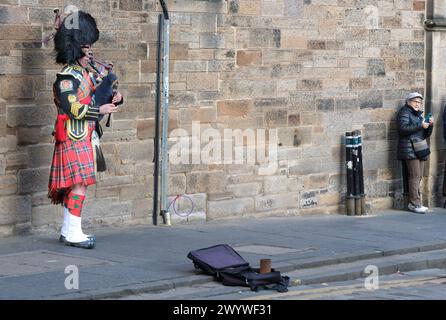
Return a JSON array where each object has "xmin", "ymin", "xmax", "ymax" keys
[{"xmin": 1, "ymin": 209, "xmax": 446, "ymax": 299}]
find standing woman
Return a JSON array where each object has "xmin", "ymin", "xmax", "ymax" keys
[
  {"xmin": 48, "ymin": 10, "xmax": 123, "ymax": 248},
  {"xmin": 397, "ymin": 92, "xmax": 433, "ymax": 214}
]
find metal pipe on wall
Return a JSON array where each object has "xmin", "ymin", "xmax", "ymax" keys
[
  {"xmin": 152, "ymin": 0, "xmax": 170, "ymax": 226},
  {"xmin": 160, "ymin": 17, "xmax": 171, "ymax": 226},
  {"xmin": 152, "ymin": 14, "xmax": 164, "ymax": 226}
]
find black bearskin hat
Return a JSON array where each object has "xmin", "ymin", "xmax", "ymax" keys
[{"xmin": 54, "ymin": 10, "xmax": 99, "ymax": 64}]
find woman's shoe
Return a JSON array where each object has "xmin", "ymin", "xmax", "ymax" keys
[{"xmin": 408, "ymin": 203, "xmax": 427, "ymax": 214}]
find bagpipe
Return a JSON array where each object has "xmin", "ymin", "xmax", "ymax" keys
[
  {"xmin": 86, "ymin": 55, "xmax": 120, "ymax": 172},
  {"xmin": 87, "ymin": 55, "xmax": 119, "ymax": 128}
]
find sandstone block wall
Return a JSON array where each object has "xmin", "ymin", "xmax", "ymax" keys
[{"xmin": 0, "ymin": 0, "xmax": 429, "ymax": 236}]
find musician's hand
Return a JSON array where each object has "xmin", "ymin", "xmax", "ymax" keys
[
  {"xmin": 112, "ymin": 92, "xmax": 123, "ymax": 104},
  {"xmin": 99, "ymin": 103, "xmax": 119, "ymax": 115}
]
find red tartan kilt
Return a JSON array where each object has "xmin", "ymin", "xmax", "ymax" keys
[{"xmin": 48, "ymin": 122, "xmax": 96, "ymax": 204}]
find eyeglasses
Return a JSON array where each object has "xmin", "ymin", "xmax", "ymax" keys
[{"xmin": 411, "ymin": 100, "xmax": 422, "ymax": 105}]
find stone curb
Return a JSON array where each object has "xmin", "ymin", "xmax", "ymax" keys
[
  {"xmin": 72, "ymin": 242, "xmax": 446, "ymax": 299},
  {"xmin": 297, "ymin": 256, "xmax": 446, "ymax": 286}
]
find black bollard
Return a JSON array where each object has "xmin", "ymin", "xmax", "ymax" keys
[
  {"xmin": 351, "ymin": 131, "xmax": 362, "ymax": 215},
  {"xmin": 355, "ymin": 130, "xmax": 366, "ymax": 215},
  {"xmin": 345, "ymin": 132, "xmax": 355, "ymax": 216}
]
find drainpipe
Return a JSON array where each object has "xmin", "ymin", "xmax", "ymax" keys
[
  {"xmin": 152, "ymin": 1, "xmax": 170, "ymax": 226},
  {"xmin": 152, "ymin": 14, "xmax": 163, "ymax": 226},
  {"xmin": 160, "ymin": 7, "xmax": 171, "ymax": 226}
]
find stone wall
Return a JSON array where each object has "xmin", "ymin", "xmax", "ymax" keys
[{"xmin": 0, "ymin": 0, "xmax": 428, "ymax": 237}]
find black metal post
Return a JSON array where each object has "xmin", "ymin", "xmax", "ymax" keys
[
  {"xmin": 352, "ymin": 131, "xmax": 361, "ymax": 215},
  {"xmin": 345, "ymin": 132, "xmax": 355, "ymax": 215},
  {"xmin": 355, "ymin": 130, "xmax": 366, "ymax": 215}
]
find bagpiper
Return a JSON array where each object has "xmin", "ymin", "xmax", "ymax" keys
[{"xmin": 48, "ymin": 9, "xmax": 123, "ymax": 249}]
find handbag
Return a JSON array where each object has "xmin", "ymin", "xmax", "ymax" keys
[{"xmin": 411, "ymin": 137, "xmax": 430, "ymax": 159}]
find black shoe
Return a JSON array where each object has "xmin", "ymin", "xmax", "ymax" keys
[
  {"xmin": 64, "ymin": 237, "xmax": 96, "ymax": 249},
  {"xmin": 59, "ymin": 235, "xmax": 96, "ymax": 243}
]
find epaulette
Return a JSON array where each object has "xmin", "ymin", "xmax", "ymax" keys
[{"xmin": 57, "ymin": 65, "xmax": 84, "ymax": 83}]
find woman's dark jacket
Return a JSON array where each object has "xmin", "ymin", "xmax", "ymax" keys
[{"xmin": 396, "ymin": 104, "xmax": 433, "ymax": 160}]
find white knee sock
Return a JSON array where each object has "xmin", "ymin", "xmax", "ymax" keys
[{"xmin": 61, "ymin": 207, "xmax": 70, "ymax": 237}]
